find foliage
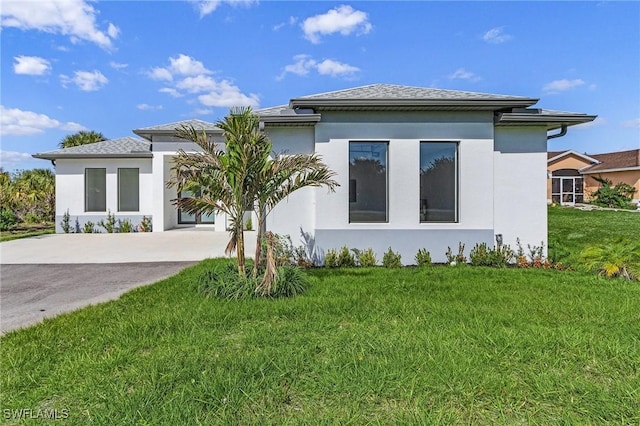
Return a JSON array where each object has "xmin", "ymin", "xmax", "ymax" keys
[
  {"xmin": 469, "ymin": 242, "xmax": 514, "ymax": 268},
  {"xmin": 168, "ymin": 107, "xmax": 338, "ymax": 282},
  {"xmin": 382, "ymin": 247, "xmax": 402, "ymax": 268},
  {"xmin": 83, "ymin": 221, "xmax": 96, "ymax": 233},
  {"xmin": 60, "ymin": 209, "xmax": 71, "ymax": 233},
  {"xmin": 324, "ymin": 249, "xmax": 338, "ymax": 268},
  {"xmin": 352, "ymin": 248, "xmax": 377, "ymax": 267},
  {"xmin": 0, "ymin": 168, "xmax": 55, "ymax": 224},
  {"xmin": 59, "ymin": 130, "xmax": 106, "ymax": 148},
  {"xmin": 139, "ymin": 216, "xmax": 152, "ymax": 232},
  {"xmin": 118, "ymin": 219, "xmax": 135, "ymax": 233},
  {"xmin": 579, "ymin": 239, "xmax": 640, "ymax": 281},
  {"xmin": 337, "ymin": 246, "xmax": 356, "ymax": 267},
  {"xmin": 97, "ymin": 210, "xmax": 116, "ymax": 233},
  {"xmin": 0, "ymin": 209, "xmax": 17, "ymax": 231},
  {"xmin": 590, "ymin": 176, "xmax": 636, "ymax": 209},
  {"xmin": 415, "ymin": 248, "xmax": 432, "ymax": 267},
  {"xmin": 446, "ymin": 242, "xmax": 466, "ymax": 265},
  {"xmin": 515, "ymin": 238, "xmax": 551, "ymax": 269},
  {"xmin": 244, "ymin": 216, "xmax": 253, "ymax": 231}
]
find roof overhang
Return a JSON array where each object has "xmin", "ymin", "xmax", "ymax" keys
[
  {"xmin": 581, "ymin": 166, "xmax": 640, "ymax": 174},
  {"xmin": 32, "ymin": 153, "xmax": 153, "ymax": 160},
  {"xmin": 289, "ymin": 98, "xmax": 539, "ymax": 111},
  {"xmin": 133, "ymin": 128, "xmax": 223, "ymax": 141},
  {"xmin": 496, "ymin": 110, "xmax": 597, "ymax": 130}
]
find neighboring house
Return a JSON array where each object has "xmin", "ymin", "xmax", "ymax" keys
[
  {"xmin": 547, "ymin": 148, "xmax": 640, "ymax": 205},
  {"xmin": 34, "ymin": 84, "xmax": 595, "ymax": 262}
]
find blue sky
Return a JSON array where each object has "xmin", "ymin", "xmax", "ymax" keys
[{"xmin": 1, "ymin": 0, "xmax": 639, "ymax": 171}]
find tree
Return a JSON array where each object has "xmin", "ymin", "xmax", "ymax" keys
[
  {"xmin": 168, "ymin": 107, "xmax": 338, "ymax": 288},
  {"xmin": 59, "ymin": 130, "xmax": 106, "ymax": 148},
  {"xmin": 0, "ymin": 168, "xmax": 55, "ymax": 224},
  {"xmin": 590, "ymin": 176, "xmax": 635, "ymax": 209}
]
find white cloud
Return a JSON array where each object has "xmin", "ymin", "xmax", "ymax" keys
[
  {"xmin": 60, "ymin": 70, "xmax": 108, "ymax": 91},
  {"xmin": 110, "ymin": 61, "xmax": 128, "ymax": 70},
  {"xmin": 274, "ymin": 16, "xmax": 298, "ymax": 31},
  {"xmin": 176, "ymin": 75, "xmax": 218, "ymax": 93},
  {"xmin": 136, "ymin": 104, "xmax": 163, "ymax": 111},
  {"xmin": 448, "ymin": 68, "xmax": 481, "ymax": 82},
  {"xmin": 302, "ymin": 5, "xmax": 372, "ymax": 44},
  {"xmin": 13, "ymin": 55, "xmax": 51, "ymax": 75},
  {"xmin": 483, "ymin": 27, "xmax": 512, "ymax": 44},
  {"xmin": 543, "ymin": 79, "xmax": 585, "ymax": 94},
  {"xmin": 0, "ymin": 0, "xmax": 118, "ymax": 50},
  {"xmin": 278, "ymin": 55, "xmax": 359, "ymax": 80},
  {"xmin": 316, "ymin": 59, "xmax": 359, "ymax": 77},
  {"xmin": 107, "ymin": 23, "xmax": 120, "ymax": 39},
  {"xmin": 622, "ymin": 118, "xmax": 640, "ymax": 128},
  {"xmin": 193, "ymin": 108, "xmax": 214, "ymax": 116},
  {"xmin": 0, "ymin": 150, "xmax": 35, "ymax": 167},
  {"xmin": 198, "ymin": 81, "xmax": 259, "ymax": 108},
  {"xmin": 159, "ymin": 87, "xmax": 183, "ymax": 98},
  {"xmin": 148, "ymin": 54, "xmax": 211, "ymax": 82},
  {"xmin": 149, "ymin": 67, "xmax": 174, "ymax": 81},
  {"xmin": 191, "ymin": 0, "xmax": 258, "ymax": 18},
  {"xmin": 0, "ymin": 105, "xmax": 86, "ymax": 136}
]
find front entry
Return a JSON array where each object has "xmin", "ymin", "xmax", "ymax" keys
[
  {"xmin": 177, "ymin": 190, "xmax": 215, "ymax": 224},
  {"xmin": 551, "ymin": 170, "xmax": 584, "ymax": 206}
]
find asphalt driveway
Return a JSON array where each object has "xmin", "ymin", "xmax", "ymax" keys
[{"xmin": 0, "ymin": 229, "xmax": 257, "ymax": 334}]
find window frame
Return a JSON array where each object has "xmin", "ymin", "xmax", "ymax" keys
[
  {"xmin": 117, "ymin": 168, "xmax": 140, "ymax": 212},
  {"xmin": 348, "ymin": 141, "xmax": 389, "ymax": 224},
  {"xmin": 84, "ymin": 168, "xmax": 107, "ymax": 212},
  {"xmin": 419, "ymin": 141, "xmax": 459, "ymax": 223}
]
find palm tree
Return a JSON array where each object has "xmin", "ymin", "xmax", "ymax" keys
[{"xmin": 59, "ymin": 130, "xmax": 106, "ymax": 148}]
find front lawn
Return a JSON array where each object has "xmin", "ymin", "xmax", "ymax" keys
[{"xmin": 2, "ymin": 260, "xmax": 639, "ymax": 424}]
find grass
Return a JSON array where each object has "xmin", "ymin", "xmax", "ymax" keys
[
  {"xmin": 1, "ymin": 207, "xmax": 639, "ymax": 424},
  {"xmin": 548, "ymin": 205, "xmax": 640, "ymax": 266},
  {"xmin": 0, "ymin": 223, "xmax": 55, "ymax": 242}
]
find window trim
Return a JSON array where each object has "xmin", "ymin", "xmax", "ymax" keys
[
  {"xmin": 348, "ymin": 140, "xmax": 389, "ymax": 224},
  {"xmin": 84, "ymin": 168, "xmax": 106, "ymax": 212},
  {"xmin": 419, "ymin": 141, "xmax": 459, "ymax": 223},
  {"xmin": 117, "ymin": 167, "xmax": 140, "ymax": 212}
]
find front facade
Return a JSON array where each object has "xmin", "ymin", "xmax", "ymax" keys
[
  {"xmin": 547, "ymin": 149, "xmax": 640, "ymax": 205},
  {"xmin": 34, "ymin": 84, "xmax": 595, "ymax": 263}
]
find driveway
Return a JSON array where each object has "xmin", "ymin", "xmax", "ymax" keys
[{"xmin": 0, "ymin": 229, "xmax": 257, "ymax": 334}]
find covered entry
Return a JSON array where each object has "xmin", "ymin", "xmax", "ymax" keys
[{"xmin": 551, "ymin": 169, "xmax": 584, "ymax": 205}]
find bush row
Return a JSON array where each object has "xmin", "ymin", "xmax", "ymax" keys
[{"xmin": 60, "ymin": 210, "xmax": 152, "ymax": 233}]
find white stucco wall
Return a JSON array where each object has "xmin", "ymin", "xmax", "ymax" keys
[
  {"xmin": 493, "ymin": 126, "xmax": 548, "ymax": 253},
  {"xmin": 54, "ymin": 158, "xmax": 153, "ymax": 232}
]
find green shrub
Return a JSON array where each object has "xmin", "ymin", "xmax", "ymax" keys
[
  {"xmin": 382, "ymin": 247, "xmax": 402, "ymax": 268},
  {"xmin": 579, "ymin": 238, "xmax": 640, "ymax": 281},
  {"xmin": 415, "ymin": 248, "xmax": 432, "ymax": 267},
  {"xmin": 446, "ymin": 242, "xmax": 467, "ymax": 265},
  {"xmin": 337, "ymin": 246, "xmax": 356, "ymax": 267},
  {"xmin": 23, "ymin": 212, "xmax": 41, "ymax": 224},
  {"xmin": 118, "ymin": 219, "xmax": 135, "ymax": 233},
  {"xmin": 139, "ymin": 216, "xmax": 152, "ymax": 232},
  {"xmin": 590, "ymin": 176, "xmax": 636, "ymax": 209},
  {"xmin": 245, "ymin": 217, "xmax": 253, "ymax": 231},
  {"xmin": 60, "ymin": 209, "xmax": 71, "ymax": 233},
  {"xmin": 98, "ymin": 210, "xmax": 116, "ymax": 233},
  {"xmin": 324, "ymin": 249, "xmax": 338, "ymax": 268},
  {"xmin": 83, "ymin": 221, "xmax": 96, "ymax": 233},
  {"xmin": 352, "ymin": 248, "xmax": 377, "ymax": 267},
  {"xmin": 270, "ymin": 265, "xmax": 308, "ymax": 298},
  {"xmin": 469, "ymin": 242, "xmax": 514, "ymax": 268},
  {"xmin": 0, "ymin": 209, "xmax": 17, "ymax": 231}
]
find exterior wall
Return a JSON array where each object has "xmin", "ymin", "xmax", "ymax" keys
[
  {"xmin": 54, "ymin": 158, "xmax": 153, "ymax": 233},
  {"xmin": 584, "ymin": 171, "xmax": 640, "ymax": 202},
  {"xmin": 494, "ymin": 126, "xmax": 548, "ymax": 253}
]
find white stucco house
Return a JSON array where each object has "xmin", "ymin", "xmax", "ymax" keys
[{"xmin": 34, "ymin": 84, "xmax": 595, "ymax": 263}]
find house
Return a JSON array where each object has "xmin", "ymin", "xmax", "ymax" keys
[
  {"xmin": 34, "ymin": 84, "xmax": 596, "ymax": 263},
  {"xmin": 547, "ymin": 149, "xmax": 640, "ymax": 205}
]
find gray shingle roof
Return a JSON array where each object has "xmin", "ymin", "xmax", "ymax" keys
[{"xmin": 33, "ymin": 137, "xmax": 151, "ymax": 160}]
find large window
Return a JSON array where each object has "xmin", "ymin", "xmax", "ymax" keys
[
  {"xmin": 420, "ymin": 142, "xmax": 457, "ymax": 222},
  {"xmin": 118, "ymin": 168, "xmax": 139, "ymax": 212},
  {"xmin": 551, "ymin": 169, "xmax": 583, "ymax": 205},
  {"xmin": 85, "ymin": 168, "xmax": 106, "ymax": 212},
  {"xmin": 178, "ymin": 190, "xmax": 215, "ymax": 224},
  {"xmin": 349, "ymin": 142, "xmax": 388, "ymax": 223}
]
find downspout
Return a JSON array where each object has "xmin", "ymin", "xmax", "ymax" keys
[{"xmin": 547, "ymin": 124, "xmax": 567, "ymax": 140}]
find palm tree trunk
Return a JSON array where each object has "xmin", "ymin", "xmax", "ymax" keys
[
  {"xmin": 236, "ymin": 225, "xmax": 246, "ymax": 277},
  {"xmin": 252, "ymin": 209, "xmax": 265, "ymax": 278}
]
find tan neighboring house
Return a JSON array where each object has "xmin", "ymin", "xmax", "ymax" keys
[{"xmin": 547, "ymin": 148, "xmax": 640, "ymax": 205}]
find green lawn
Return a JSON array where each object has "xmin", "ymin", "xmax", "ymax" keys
[{"xmin": 1, "ymin": 208, "xmax": 639, "ymax": 424}]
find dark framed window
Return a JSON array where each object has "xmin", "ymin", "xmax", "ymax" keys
[
  {"xmin": 178, "ymin": 190, "xmax": 215, "ymax": 224},
  {"xmin": 420, "ymin": 142, "xmax": 458, "ymax": 222},
  {"xmin": 118, "ymin": 168, "xmax": 139, "ymax": 212},
  {"xmin": 85, "ymin": 168, "xmax": 106, "ymax": 212},
  {"xmin": 349, "ymin": 142, "xmax": 388, "ymax": 223}
]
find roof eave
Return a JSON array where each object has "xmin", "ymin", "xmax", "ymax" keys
[
  {"xmin": 289, "ymin": 98, "xmax": 539, "ymax": 110},
  {"xmin": 581, "ymin": 166, "xmax": 640, "ymax": 174},
  {"xmin": 259, "ymin": 114, "xmax": 321, "ymax": 125},
  {"xmin": 32, "ymin": 153, "xmax": 153, "ymax": 160},
  {"xmin": 496, "ymin": 113, "xmax": 597, "ymax": 130}
]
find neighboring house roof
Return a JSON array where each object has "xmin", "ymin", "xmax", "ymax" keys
[
  {"xmin": 133, "ymin": 119, "xmax": 221, "ymax": 140},
  {"xmin": 547, "ymin": 150, "xmax": 600, "ymax": 164},
  {"xmin": 581, "ymin": 149, "xmax": 640, "ymax": 174},
  {"xmin": 33, "ymin": 137, "xmax": 151, "ymax": 160}
]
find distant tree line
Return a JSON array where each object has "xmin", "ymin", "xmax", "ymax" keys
[{"xmin": 0, "ymin": 168, "xmax": 55, "ymax": 230}]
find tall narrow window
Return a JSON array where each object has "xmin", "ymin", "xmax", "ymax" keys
[
  {"xmin": 118, "ymin": 168, "xmax": 139, "ymax": 211},
  {"xmin": 349, "ymin": 142, "xmax": 388, "ymax": 222},
  {"xmin": 85, "ymin": 168, "xmax": 106, "ymax": 212},
  {"xmin": 420, "ymin": 142, "xmax": 457, "ymax": 222}
]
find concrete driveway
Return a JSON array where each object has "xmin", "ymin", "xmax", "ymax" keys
[{"xmin": 0, "ymin": 229, "xmax": 256, "ymax": 334}]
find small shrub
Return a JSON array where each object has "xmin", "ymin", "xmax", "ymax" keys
[
  {"xmin": 579, "ymin": 239, "xmax": 640, "ymax": 281},
  {"xmin": 139, "ymin": 216, "xmax": 152, "ymax": 232},
  {"xmin": 270, "ymin": 265, "xmax": 308, "ymax": 298},
  {"xmin": 83, "ymin": 221, "xmax": 96, "ymax": 233},
  {"xmin": 382, "ymin": 247, "xmax": 402, "ymax": 268},
  {"xmin": 353, "ymin": 248, "xmax": 377, "ymax": 267},
  {"xmin": 118, "ymin": 219, "xmax": 135, "ymax": 233},
  {"xmin": 60, "ymin": 209, "xmax": 71, "ymax": 233},
  {"xmin": 469, "ymin": 242, "xmax": 514, "ymax": 268},
  {"xmin": 23, "ymin": 212, "xmax": 41, "ymax": 224},
  {"xmin": 324, "ymin": 249, "xmax": 338, "ymax": 268},
  {"xmin": 337, "ymin": 246, "xmax": 356, "ymax": 267},
  {"xmin": 245, "ymin": 217, "xmax": 253, "ymax": 231},
  {"xmin": 415, "ymin": 249, "xmax": 432, "ymax": 267},
  {"xmin": 293, "ymin": 245, "xmax": 314, "ymax": 268},
  {"xmin": 198, "ymin": 262, "xmax": 256, "ymax": 300},
  {"xmin": 590, "ymin": 176, "xmax": 635, "ymax": 209},
  {"xmin": 98, "ymin": 210, "xmax": 116, "ymax": 233},
  {"xmin": 446, "ymin": 243, "xmax": 466, "ymax": 265},
  {"xmin": 0, "ymin": 209, "xmax": 17, "ymax": 231}
]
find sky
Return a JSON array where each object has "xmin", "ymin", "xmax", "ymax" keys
[{"xmin": 1, "ymin": 0, "xmax": 639, "ymax": 172}]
